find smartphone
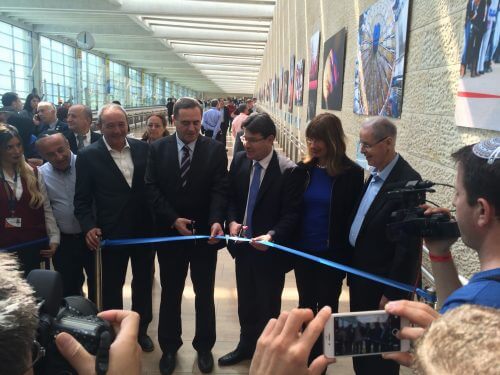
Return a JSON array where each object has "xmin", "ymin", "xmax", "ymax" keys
[{"xmin": 323, "ymin": 310, "xmax": 410, "ymax": 358}]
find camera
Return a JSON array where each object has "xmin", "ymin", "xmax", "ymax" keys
[
  {"xmin": 385, "ymin": 180, "xmax": 460, "ymax": 242},
  {"xmin": 27, "ymin": 269, "xmax": 114, "ymax": 375}
]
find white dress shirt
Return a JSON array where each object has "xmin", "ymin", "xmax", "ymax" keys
[{"xmin": 103, "ymin": 137, "xmax": 134, "ymax": 188}]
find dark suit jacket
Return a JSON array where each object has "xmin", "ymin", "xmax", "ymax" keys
[
  {"xmin": 37, "ymin": 120, "xmax": 69, "ymax": 135},
  {"xmin": 227, "ymin": 151, "xmax": 305, "ymax": 266},
  {"xmin": 63, "ymin": 130, "xmax": 102, "ymax": 154},
  {"xmin": 145, "ymin": 134, "xmax": 228, "ymax": 245},
  {"xmin": 74, "ymin": 137, "xmax": 153, "ymax": 238},
  {"xmin": 349, "ymin": 155, "xmax": 422, "ymax": 300}
]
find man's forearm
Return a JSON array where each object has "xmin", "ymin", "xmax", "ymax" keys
[{"xmin": 430, "ymin": 257, "xmax": 463, "ymax": 309}]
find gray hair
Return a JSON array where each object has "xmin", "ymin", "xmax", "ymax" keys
[
  {"xmin": 97, "ymin": 103, "xmax": 127, "ymax": 125},
  {"xmin": 362, "ymin": 116, "xmax": 397, "ymax": 141},
  {"xmin": 70, "ymin": 104, "xmax": 93, "ymax": 123},
  {"xmin": 173, "ymin": 97, "xmax": 203, "ymax": 120},
  {"xmin": 37, "ymin": 101, "xmax": 56, "ymax": 111},
  {"xmin": 0, "ymin": 253, "xmax": 38, "ymax": 375},
  {"xmin": 35, "ymin": 131, "xmax": 70, "ymax": 151}
]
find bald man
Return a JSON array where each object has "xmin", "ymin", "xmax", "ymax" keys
[{"xmin": 64, "ymin": 104, "xmax": 101, "ymax": 153}]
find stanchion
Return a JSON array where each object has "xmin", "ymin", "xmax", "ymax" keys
[{"xmin": 95, "ymin": 242, "xmax": 103, "ymax": 311}]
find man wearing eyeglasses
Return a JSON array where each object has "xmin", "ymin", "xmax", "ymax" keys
[
  {"xmin": 219, "ymin": 113, "xmax": 305, "ymax": 367},
  {"xmin": 347, "ymin": 117, "xmax": 422, "ymax": 375}
]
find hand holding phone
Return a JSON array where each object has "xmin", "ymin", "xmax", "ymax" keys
[{"xmin": 323, "ymin": 310, "xmax": 410, "ymax": 358}]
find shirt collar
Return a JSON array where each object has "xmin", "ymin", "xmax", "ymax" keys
[
  {"xmin": 370, "ymin": 153, "xmax": 399, "ymax": 182},
  {"xmin": 74, "ymin": 129, "xmax": 91, "ymax": 140},
  {"xmin": 48, "ymin": 119, "xmax": 58, "ymax": 129},
  {"xmin": 103, "ymin": 136, "xmax": 130, "ymax": 152},
  {"xmin": 176, "ymin": 134, "xmax": 196, "ymax": 153},
  {"xmin": 254, "ymin": 149, "xmax": 274, "ymax": 170}
]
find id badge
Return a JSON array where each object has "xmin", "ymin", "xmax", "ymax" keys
[{"xmin": 5, "ymin": 217, "xmax": 22, "ymax": 228}]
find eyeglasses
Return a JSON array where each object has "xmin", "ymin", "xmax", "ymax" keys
[
  {"xmin": 22, "ymin": 340, "xmax": 46, "ymax": 373},
  {"xmin": 240, "ymin": 135, "xmax": 266, "ymax": 144},
  {"xmin": 359, "ymin": 136, "xmax": 389, "ymax": 150}
]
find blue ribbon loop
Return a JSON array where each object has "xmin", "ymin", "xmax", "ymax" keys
[{"xmin": 1, "ymin": 238, "xmax": 49, "ymax": 253}]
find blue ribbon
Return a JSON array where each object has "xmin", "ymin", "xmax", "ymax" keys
[
  {"xmin": 102, "ymin": 235, "xmax": 435, "ymax": 302},
  {"xmin": 0, "ymin": 237, "xmax": 49, "ymax": 253}
]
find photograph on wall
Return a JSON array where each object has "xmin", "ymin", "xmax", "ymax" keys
[
  {"xmin": 279, "ymin": 67, "xmax": 284, "ymax": 109},
  {"xmin": 322, "ymin": 28, "xmax": 347, "ymax": 110},
  {"xmin": 455, "ymin": 0, "xmax": 500, "ymax": 131},
  {"xmin": 353, "ymin": 0, "xmax": 409, "ymax": 118},
  {"xmin": 308, "ymin": 30, "xmax": 321, "ymax": 120},
  {"xmin": 288, "ymin": 55, "xmax": 295, "ymax": 112},
  {"xmin": 275, "ymin": 75, "xmax": 279, "ymax": 103},
  {"xmin": 283, "ymin": 70, "xmax": 290, "ymax": 105},
  {"xmin": 295, "ymin": 59, "xmax": 305, "ymax": 106}
]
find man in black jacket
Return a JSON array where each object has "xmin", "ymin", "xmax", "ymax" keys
[
  {"xmin": 64, "ymin": 104, "xmax": 101, "ymax": 153},
  {"xmin": 145, "ymin": 97, "xmax": 228, "ymax": 375},
  {"xmin": 73, "ymin": 103, "xmax": 155, "ymax": 353}
]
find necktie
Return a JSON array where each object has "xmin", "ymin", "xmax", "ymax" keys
[
  {"xmin": 180, "ymin": 145, "xmax": 191, "ymax": 188},
  {"xmin": 245, "ymin": 162, "xmax": 262, "ymax": 238},
  {"xmin": 77, "ymin": 134, "xmax": 86, "ymax": 150}
]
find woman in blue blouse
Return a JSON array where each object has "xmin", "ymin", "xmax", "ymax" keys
[{"xmin": 295, "ymin": 113, "xmax": 364, "ymax": 349}]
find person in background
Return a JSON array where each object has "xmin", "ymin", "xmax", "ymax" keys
[
  {"xmin": 34, "ymin": 102, "xmax": 68, "ymax": 135},
  {"xmin": 0, "ymin": 123, "xmax": 59, "ymax": 277},
  {"xmin": 64, "ymin": 104, "xmax": 102, "ymax": 154},
  {"xmin": 295, "ymin": 113, "xmax": 364, "ymax": 362},
  {"xmin": 142, "ymin": 113, "xmax": 169, "ymax": 144},
  {"xmin": 231, "ymin": 104, "xmax": 249, "ymax": 139},
  {"xmin": 19, "ymin": 93, "xmax": 41, "ymax": 120}
]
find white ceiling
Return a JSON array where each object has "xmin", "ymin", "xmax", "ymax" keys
[{"xmin": 0, "ymin": 0, "xmax": 276, "ymax": 95}]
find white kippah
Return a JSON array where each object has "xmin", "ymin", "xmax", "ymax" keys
[{"xmin": 472, "ymin": 137, "xmax": 500, "ymax": 165}]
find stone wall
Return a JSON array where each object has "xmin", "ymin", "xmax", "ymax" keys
[{"xmin": 256, "ymin": 0, "xmax": 500, "ymax": 278}]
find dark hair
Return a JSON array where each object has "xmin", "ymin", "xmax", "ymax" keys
[
  {"xmin": 237, "ymin": 104, "xmax": 247, "ymax": 113},
  {"xmin": 452, "ymin": 144, "xmax": 500, "ymax": 218},
  {"xmin": 210, "ymin": 99, "xmax": 219, "ymax": 107},
  {"xmin": 23, "ymin": 93, "xmax": 41, "ymax": 112},
  {"xmin": 304, "ymin": 113, "xmax": 348, "ymax": 176},
  {"xmin": 173, "ymin": 97, "xmax": 203, "ymax": 120},
  {"xmin": 111, "ymin": 100, "xmax": 121, "ymax": 105},
  {"xmin": 1, "ymin": 92, "xmax": 19, "ymax": 107},
  {"xmin": 57, "ymin": 106, "xmax": 68, "ymax": 122},
  {"xmin": 243, "ymin": 113, "xmax": 276, "ymax": 138}
]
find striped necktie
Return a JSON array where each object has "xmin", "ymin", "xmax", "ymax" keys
[
  {"xmin": 77, "ymin": 134, "xmax": 86, "ymax": 150},
  {"xmin": 245, "ymin": 162, "xmax": 262, "ymax": 238},
  {"xmin": 180, "ymin": 145, "xmax": 191, "ymax": 188}
]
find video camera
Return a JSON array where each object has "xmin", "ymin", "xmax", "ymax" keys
[
  {"xmin": 26, "ymin": 269, "xmax": 114, "ymax": 375},
  {"xmin": 385, "ymin": 180, "xmax": 460, "ymax": 242}
]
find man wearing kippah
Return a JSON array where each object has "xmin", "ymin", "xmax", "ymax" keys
[{"xmin": 424, "ymin": 137, "xmax": 500, "ymax": 312}]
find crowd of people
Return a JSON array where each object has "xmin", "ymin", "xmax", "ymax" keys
[{"xmin": 0, "ymin": 90, "xmax": 499, "ymax": 375}]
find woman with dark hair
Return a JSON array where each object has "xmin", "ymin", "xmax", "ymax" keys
[
  {"xmin": 141, "ymin": 112, "xmax": 169, "ymax": 143},
  {"xmin": 0, "ymin": 123, "xmax": 59, "ymax": 276},
  {"xmin": 295, "ymin": 113, "xmax": 364, "ymax": 360},
  {"xmin": 19, "ymin": 93, "xmax": 41, "ymax": 119}
]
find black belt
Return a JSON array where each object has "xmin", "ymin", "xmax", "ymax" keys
[{"xmin": 61, "ymin": 232, "xmax": 84, "ymax": 239}]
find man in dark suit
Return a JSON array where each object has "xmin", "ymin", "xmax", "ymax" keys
[
  {"xmin": 34, "ymin": 101, "xmax": 68, "ymax": 134},
  {"xmin": 145, "ymin": 97, "xmax": 228, "ymax": 375},
  {"xmin": 218, "ymin": 113, "xmax": 305, "ymax": 367},
  {"xmin": 348, "ymin": 117, "xmax": 422, "ymax": 375},
  {"xmin": 64, "ymin": 104, "xmax": 101, "ymax": 153},
  {"xmin": 73, "ymin": 103, "xmax": 155, "ymax": 352}
]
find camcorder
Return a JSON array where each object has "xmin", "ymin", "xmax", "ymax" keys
[
  {"xmin": 385, "ymin": 180, "xmax": 461, "ymax": 242},
  {"xmin": 27, "ymin": 269, "xmax": 114, "ymax": 375}
]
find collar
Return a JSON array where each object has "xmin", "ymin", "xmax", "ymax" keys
[
  {"xmin": 176, "ymin": 134, "xmax": 197, "ymax": 153},
  {"xmin": 370, "ymin": 153, "xmax": 399, "ymax": 182},
  {"xmin": 254, "ymin": 149, "xmax": 274, "ymax": 171},
  {"xmin": 103, "ymin": 136, "xmax": 130, "ymax": 152},
  {"xmin": 74, "ymin": 129, "xmax": 91, "ymax": 140},
  {"xmin": 48, "ymin": 119, "xmax": 58, "ymax": 129}
]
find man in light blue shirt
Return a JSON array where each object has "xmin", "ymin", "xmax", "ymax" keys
[
  {"xmin": 36, "ymin": 133, "xmax": 95, "ymax": 301},
  {"xmin": 202, "ymin": 99, "xmax": 222, "ymax": 140}
]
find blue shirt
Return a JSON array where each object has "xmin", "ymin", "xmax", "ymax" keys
[
  {"xmin": 298, "ymin": 167, "xmax": 333, "ymax": 252},
  {"xmin": 440, "ymin": 268, "xmax": 500, "ymax": 313},
  {"xmin": 202, "ymin": 108, "xmax": 222, "ymax": 139},
  {"xmin": 348, "ymin": 154, "xmax": 399, "ymax": 247}
]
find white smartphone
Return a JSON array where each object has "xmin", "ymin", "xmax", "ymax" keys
[{"xmin": 323, "ymin": 310, "xmax": 410, "ymax": 358}]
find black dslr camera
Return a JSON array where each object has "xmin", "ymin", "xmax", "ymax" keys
[
  {"xmin": 385, "ymin": 180, "xmax": 461, "ymax": 242},
  {"xmin": 27, "ymin": 269, "xmax": 114, "ymax": 375}
]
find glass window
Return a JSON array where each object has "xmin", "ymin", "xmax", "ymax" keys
[
  {"xmin": 109, "ymin": 61, "xmax": 126, "ymax": 106},
  {"xmin": 129, "ymin": 68, "xmax": 142, "ymax": 107},
  {"xmin": 81, "ymin": 51, "xmax": 106, "ymax": 110},
  {"xmin": 143, "ymin": 73, "xmax": 153, "ymax": 106},
  {"xmin": 155, "ymin": 77, "xmax": 164, "ymax": 105}
]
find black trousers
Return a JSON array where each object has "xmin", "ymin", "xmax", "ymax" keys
[
  {"xmin": 16, "ymin": 245, "xmax": 43, "ymax": 278},
  {"xmin": 52, "ymin": 233, "xmax": 95, "ymax": 302},
  {"xmin": 349, "ymin": 275, "xmax": 399, "ymax": 375},
  {"xmin": 102, "ymin": 245, "xmax": 154, "ymax": 332},
  {"xmin": 220, "ymin": 122, "xmax": 228, "ymax": 147},
  {"xmin": 157, "ymin": 242, "xmax": 217, "ymax": 353},
  {"xmin": 235, "ymin": 245, "xmax": 285, "ymax": 352},
  {"xmin": 294, "ymin": 255, "xmax": 345, "ymax": 362}
]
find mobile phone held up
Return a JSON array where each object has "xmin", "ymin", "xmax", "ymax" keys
[{"xmin": 323, "ymin": 310, "xmax": 410, "ymax": 358}]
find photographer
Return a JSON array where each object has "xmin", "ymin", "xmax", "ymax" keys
[{"xmin": 0, "ymin": 253, "xmax": 142, "ymax": 375}]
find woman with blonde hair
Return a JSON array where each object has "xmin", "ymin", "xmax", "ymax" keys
[
  {"xmin": 295, "ymin": 113, "xmax": 364, "ymax": 362},
  {"xmin": 141, "ymin": 112, "xmax": 169, "ymax": 143},
  {"xmin": 0, "ymin": 123, "xmax": 59, "ymax": 276}
]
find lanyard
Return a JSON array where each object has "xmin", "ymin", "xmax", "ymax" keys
[{"xmin": 1, "ymin": 169, "xmax": 19, "ymax": 216}]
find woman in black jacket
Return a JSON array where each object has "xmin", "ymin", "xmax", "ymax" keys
[{"xmin": 295, "ymin": 113, "xmax": 364, "ymax": 359}]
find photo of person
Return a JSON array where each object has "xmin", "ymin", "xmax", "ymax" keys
[{"xmin": 322, "ymin": 28, "xmax": 347, "ymax": 110}]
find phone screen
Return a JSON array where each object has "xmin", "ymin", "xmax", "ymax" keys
[{"xmin": 332, "ymin": 312, "xmax": 402, "ymax": 356}]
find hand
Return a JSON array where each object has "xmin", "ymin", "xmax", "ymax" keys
[
  {"xmin": 228, "ymin": 221, "xmax": 242, "ymax": 237},
  {"xmin": 379, "ymin": 295, "xmax": 390, "ymax": 310},
  {"xmin": 173, "ymin": 218, "xmax": 193, "ymax": 236},
  {"xmin": 208, "ymin": 222, "xmax": 224, "ymax": 244},
  {"xmin": 421, "ymin": 205, "xmax": 458, "ymax": 255},
  {"xmin": 55, "ymin": 309, "xmax": 142, "ymax": 375},
  {"xmin": 85, "ymin": 227, "xmax": 102, "ymax": 250},
  {"xmin": 250, "ymin": 306, "xmax": 335, "ymax": 375},
  {"xmin": 33, "ymin": 114, "xmax": 41, "ymax": 126},
  {"xmin": 40, "ymin": 242, "xmax": 58, "ymax": 258},
  {"xmin": 382, "ymin": 300, "xmax": 440, "ymax": 367},
  {"xmin": 27, "ymin": 158, "xmax": 44, "ymax": 167},
  {"xmin": 250, "ymin": 234, "xmax": 272, "ymax": 251}
]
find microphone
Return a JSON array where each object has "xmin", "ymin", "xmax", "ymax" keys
[{"xmin": 385, "ymin": 180, "xmax": 435, "ymax": 190}]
